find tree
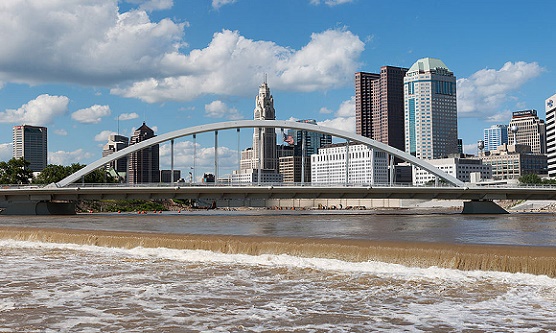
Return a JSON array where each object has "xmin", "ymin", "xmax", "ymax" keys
[
  {"xmin": 0, "ymin": 158, "xmax": 33, "ymax": 185},
  {"xmin": 519, "ymin": 173, "xmax": 543, "ymax": 185},
  {"xmin": 33, "ymin": 164, "xmax": 69, "ymax": 184},
  {"xmin": 34, "ymin": 163, "xmax": 117, "ymax": 185}
]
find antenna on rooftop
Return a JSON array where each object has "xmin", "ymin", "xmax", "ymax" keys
[{"xmin": 264, "ymin": 73, "xmax": 267, "ymax": 84}]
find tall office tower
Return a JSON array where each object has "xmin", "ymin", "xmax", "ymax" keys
[
  {"xmin": 287, "ymin": 119, "xmax": 332, "ymax": 157},
  {"xmin": 355, "ymin": 71, "xmax": 380, "ymax": 138},
  {"xmin": 279, "ymin": 119, "xmax": 332, "ymax": 183},
  {"xmin": 127, "ymin": 122, "xmax": 160, "ymax": 184},
  {"xmin": 507, "ymin": 110, "xmax": 546, "ymax": 154},
  {"xmin": 234, "ymin": 81, "xmax": 282, "ymax": 183},
  {"xmin": 102, "ymin": 134, "xmax": 129, "ymax": 174},
  {"xmin": 252, "ymin": 80, "xmax": 277, "ymax": 171},
  {"xmin": 404, "ymin": 57, "xmax": 458, "ymax": 159},
  {"xmin": 355, "ymin": 66, "xmax": 408, "ymax": 151},
  {"xmin": 12, "ymin": 125, "xmax": 47, "ymax": 172},
  {"xmin": 483, "ymin": 125, "xmax": 508, "ymax": 152},
  {"xmin": 547, "ymin": 94, "xmax": 556, "ymax": 177}
]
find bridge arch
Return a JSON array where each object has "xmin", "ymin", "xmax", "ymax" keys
[{"xmin": 54, "ymin": 120, "xmax": 464, "ymax": 188}]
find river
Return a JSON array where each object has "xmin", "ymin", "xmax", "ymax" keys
[{"xmin": 1, "ymin": 211, "xmax": 555, "ymax": 332}]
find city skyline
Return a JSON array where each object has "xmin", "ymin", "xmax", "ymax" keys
[{"xmin": 0, "ymin": 0, "xmax": 554, "ymax": 178}]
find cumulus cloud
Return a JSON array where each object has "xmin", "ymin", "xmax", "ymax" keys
[
  {"xmin": 126, "ymin": 0, "xmax": 174, "ymax": 12},
  {"xmin": 205, "ymin": 100, "xmax": 243, "ymax": 120},
  {"xmin": 0, "ymin": 0, "xmax": 187, "ymax": 86},
  {"xmin": 457, "ymin": 61, "xmax": 543, "ymax": 119},
  {"xmin": 0, "ymin": 94, "xmax": 69, "ymax": 125},
  {"xmin": 317, "ymin": 96, "xmax": 355, "ymax": 133},
  {"xmin": 0, "ymin": 143, "xmax": 12, "ymax": 162},
  {"xmin": 212, "ymin": 0, "xmax": 237, "ymax": 9},
  {"xmin": 0, "ymin": 2, "xmax": 364, "ymax": 103},
  {"xmin": 71, "ymin": 105, "xmax": 111, "ymax": 124},
  {"xmin": 49, "ymin": 149, "xmax": 94, "ymax": 166},
  {"xmin": 94, "ymin": 130, "xmax": 117, "ymax": 142},
  {"xmin": 53, "ymin": 129, "xmax": 68, "ymax": 136},
  {"xmin": 112, "ymin": 28, "xmax": 364, "ymax": 102},
  {"xmin": 317, "ymin": 116, "xmax": 355, "ymax": 133},
  {"xmin": 118, "ymin": 113, "xmax": 140, "ymax": 121},
  {"xmin": 309, "ymin": 0, "xmax": 353, "ymax": 6},
  {"xmin": 159, "ymin": 140, "xmax": 238, "ymax": 178},
  {"xmin": 463, "ymin": 143, "xmax": 478, "ymax": 155}
]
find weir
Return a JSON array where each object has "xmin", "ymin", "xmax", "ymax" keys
[{"xmin": 1, "ymin": 227, "xmax": 555, "ymax": 277}]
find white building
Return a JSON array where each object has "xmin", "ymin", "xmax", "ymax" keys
[
  {"xmin": 413, "ymin": 157, "xmax": 491, "ymax": 185},
  {"xmin": 404, "ymin": 58, "xmax": 458, "ymax": 160},
  {"xmin": 311, "ymin": 143, "xmax": 389, "ymax": 185},
  {"xmin": 232, "ymin": 80, "xmax": 282, "ymax": 183},
  {"xmin": 508, "ymin": 110, "xmax": 546, "ymax": 155},
  {"xmin": 546, "ymin": 94, "xmax": 556, "ymax": 177}
]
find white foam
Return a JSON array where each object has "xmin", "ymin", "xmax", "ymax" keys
[
  {"xmin": 1, "ymin": 239, "xmax": 554, "ymax": 287},
  {"xmin": 2, "ymin": 238, "xmax": 556, "ymax": 332}
]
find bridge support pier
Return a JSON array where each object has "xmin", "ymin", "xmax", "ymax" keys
[
  {"xmin": 0, "ymin": 201, "xmax": 76, "ymax": 215},
  {"xmin": 462, "ymin": 200, "xmax": 509, "ymax": 214}
]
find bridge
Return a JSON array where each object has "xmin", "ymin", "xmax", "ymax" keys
[{"xmin": 0, "ymin": 120, "xmax": 553, "ymax": 214}]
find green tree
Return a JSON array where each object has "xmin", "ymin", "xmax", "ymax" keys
[
  {"xmin": 518, "ymin": 173, "xmax": 543, "ymax": 185},
  {"xmin": 33, "ymin": 164, "xmax": 69, "ymax": 184},
  {"xmin": 34, "ymin": 163, "xmax": 117, "ymax": 185},
  {"xmin": 0, "ymin": 158, "xmax": 33, "ymax": 184}
]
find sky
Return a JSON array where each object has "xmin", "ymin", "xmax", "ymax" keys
[{"xmin": 0, "ymin": 0, "xmax": 554, "ymax": 179}]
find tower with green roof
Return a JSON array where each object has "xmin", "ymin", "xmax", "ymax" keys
[{"xmin": 404, "ymin": 57, "xmax": 458, "ymax": 160}]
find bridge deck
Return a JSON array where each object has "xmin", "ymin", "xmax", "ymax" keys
[{"xmin": 1, "ymin": 184, "xmax": 556, "ymax": 202}]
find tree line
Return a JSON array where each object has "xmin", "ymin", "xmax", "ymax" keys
[{"xmin": 0, "ymin": 157, "xmax": 116, "ymax": 185}]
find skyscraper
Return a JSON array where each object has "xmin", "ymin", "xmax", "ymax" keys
[
  {"xmin": 355, "ymin": 66, "xmax": 408, "ymax": 151},
  {"xmin": 127, "ymin": 122, "xmax": 159, "ymax": 184},
  {"xmin": 234, "ymin": 81, "xmax": 282, "ymax": 183},
  {"xmin": 507, "ymin": 110, "xmax": 546, "ymax": 155},
  {"xmin": 279, "ymin": 119, "xmax": 332, "ymax": 183},
  {"xmin": 483, "ymin": 125, "xmax": 508, "ymax": 152},
  {"xmin": 12, "ymin": 125, "xmax": 47, "ymax": 172},
  {"xmin": 404, "ymin": 57, "xmax": 458, "ymax": 159},
  {"xmin": 102, "ymin": 134, "xmax": 129, "ymax": 175},
  {"xmin": 355, "ymin": 71, "xmax": 380, "ymax": 138},
  {"xmin": 547, "ymin": 94, "xmax": 556, "ymax": 177},
  {"xmin": 252, "ymin": 81, "xmax": 277, "ymax": 171}
]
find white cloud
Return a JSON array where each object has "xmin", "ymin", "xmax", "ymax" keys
[
  {"xmin": 71, "ymin": 105, "xmax": 111, "ymax": 124},
  {"xmin": 317, "ymin": 116, "xmax": 355, "ymax": 133},
  {"xmin": 463, "ymin": 143, "xmax": 478, "ymax": 156},
  {"xmin": 126, "ymin": 0, "xmax": 174, "ymax": 12},
  {"xmin": 212, "ymin": 0, "xmax": 237, "ymax": 9},
  {"xmin": 49, "ymin": 149, "xmax": 93, "ymax": 166},
  {"xmin": 159, "ymin": 140, "xmax": 238, "ymax": 177},
  {"xmin": 0, "ymin": 94, "xmax": 69, "ymax": 125},
  {"xmin": 94, "ymin": 130, "xmax": 117, "ymax": 142},
  {"xmin": 205, "ymin": 100, "xmax": 243, "ymax": 120},
  {"xmin": 112, "ymin": 28, "xmax": 364, "ymax": 102},
  {"xmin": 0, "ymin": 2, "xmax": 363, "ymax": 103},
  {"xmin": 335, "ymin": 96, "xmax": 355, "ymax": 117},
  {"xmin": 0, "ymin": 143, "xmax": 12, "ymax": 162},
  {"xmin": 317, "ymin": 96, "xmax": 355, "ymax": 133},
  {"xmin": 53, "ymin": 129, "xmax": 68, "ymax": 136},
  {"xmin": 309, "ymin": 0, "xmax": 353, "ymax": 6},
  {"xmin": 0, "ymin": 0, "xmax": 186, "ymax": 86},
  {"xmin": 118, "ymin": 112, "xmax": 140, "ymax": 121},
  {"xmin": 457, "ymin": 61, "xmax": 543, "ymax": 118}
]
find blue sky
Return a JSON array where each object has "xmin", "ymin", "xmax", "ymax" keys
[{"xmin": 0, "ymin": 0, "xmax": 554, "ymax": 178}]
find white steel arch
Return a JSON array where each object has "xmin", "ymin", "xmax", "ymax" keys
[{"xmin": 54, "ymin": 120, "xmax": 465, "ymax": 187}]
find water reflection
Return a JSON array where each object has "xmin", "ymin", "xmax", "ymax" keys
[{"xmin": 1, "ymin": 211, "xmax": 556, "ymax": 247}]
